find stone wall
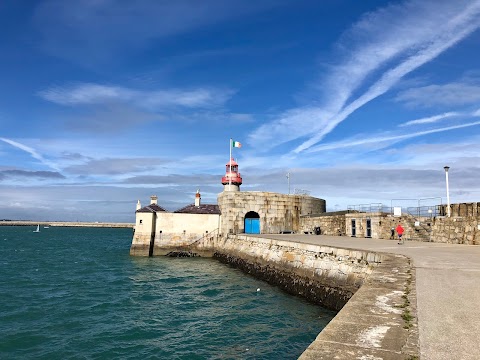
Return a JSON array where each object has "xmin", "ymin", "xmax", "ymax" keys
[
  {"xmin": 217, "ymin": 191, "xmax": 326, "ymax": 235},
  {"xmin": 308, "ymin": 210, "xmax": 480, "ymax": 244},
  {"xmin": 191, "ymin": 234, "xmax": 377, "ymax": 310},
  {"xmin": 287, "ymin": 202, "xmax": 480, "ymax": 244},
  {"xmin": 431, "ymin": 217, "xmax": 480, "ymax": 244},
  {"xmin": 302, "ymin": 212, "xmax": 423, "ymax": 241},
  {"xmin": 439, "ymin": 202, "xmax": 480, "ymax": 217},
  {"xmin": 344, "ymin": 213, "xmax": 420, "ymax": 240},
  {"xmin": 341, "ymin": 211, "xmax": 480, "ymax": 244},
  {"xmin": 300, "ymin": 214, "xmax": 347, "ymax": 236}
]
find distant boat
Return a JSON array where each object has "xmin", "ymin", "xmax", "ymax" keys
[
  {"xmin": 44, "ymin": 226, "xmax": 49, "ymax": 229},
  {"xmin": 33, "ymin": 224, "xmax": 40, "ymax": 233}
]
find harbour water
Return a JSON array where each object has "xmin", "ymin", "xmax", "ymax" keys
[{"xmin": 0, "ymin": 226, "xmax": 335, "ymax": 359}]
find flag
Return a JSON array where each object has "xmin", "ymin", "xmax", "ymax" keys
[{"xmin": 232, "ymin": 140, "xmax": 242, "ymax": 148}]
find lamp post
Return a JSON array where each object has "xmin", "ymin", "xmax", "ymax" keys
[
  {"xmin": 444, "ymin": 166, "xmax": 450, "ymax": 217},
  {"xmin": 286, "ymin": 172, "xmax": 290, "ymax": 195}
]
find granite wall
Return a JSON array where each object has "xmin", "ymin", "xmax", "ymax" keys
[
  {"xmin": 303, "ymin": 208, "xmax": 480, "ymax": 244},
  {"xmin": 217, "ymin": 191, "xmax": 326, "ymax": 235},
  {"xmin": 430, "ymin": 217, "xmax": 480, "ymax": 244},
  {"xmin": 189, "ymin": 234, "xmax": 376, "ymax": 310},
  {"xmin": 438, "ymin": 202, "xmax": 480, "ymax": 217},
  {"xmin": 300, "ymin": 213, "xmax": 347, "ymax": 236}
]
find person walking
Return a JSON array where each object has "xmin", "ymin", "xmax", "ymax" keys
[
  {"xmin": 396, "ymin": 223, "xmax": 405, "ymax": 244},
  {"xmin": 390, "ymin": 227, "xmax": 395, "ymax": 240}
]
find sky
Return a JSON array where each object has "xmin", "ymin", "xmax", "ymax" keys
[{"xmin": 1, "ymin": 0, "xmax": 480, "ymax": 222}]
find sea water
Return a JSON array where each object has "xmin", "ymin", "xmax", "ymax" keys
[{"xmin": 0, "ymin": 226, "xmax": 335, "ymax": 359}]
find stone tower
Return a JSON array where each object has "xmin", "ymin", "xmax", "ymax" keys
[{"xmin": 221, "ymin": 158, "xmax": 243, "ymax": 191}]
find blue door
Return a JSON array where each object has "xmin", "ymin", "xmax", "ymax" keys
[
  {"xmin": 245, "ymin": 219, "xmax": 260, "ymax": 234},
  {"xmin": 244, "ymin": 211, "xmax": 260, "ymax": 234},
  {"xmin": 245, "ymin": 219, "xmax": 251, "ymax": 233}
]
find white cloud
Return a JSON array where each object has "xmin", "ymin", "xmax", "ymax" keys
[
  {"xmin": 304, "ymin": 120, "xmax": 480, "ymax": 153},
  {"xmin": 39, "ymin": 83, "xmax": 233, "ymax": 109},
  {"xmin": 247, "ymin": 0, "xmax": 480, "ymax": 153},
  {"xmin": 400, "ymin": 112, "xmax": 461, "ymax": 127},
  {"xmin": 0, "ymin": 137, "xmax": 61, "ymax": 172},
  {"xmin": 400, "ymin": 108, "xmax": 480, "ymax": 127},
  {"xmin": 395, "ymin": 82, "xmax": 480, "ymax": 108}
]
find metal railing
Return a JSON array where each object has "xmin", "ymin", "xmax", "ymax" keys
[
  {"xmin": 187, "ymin": 228, "xmax": 220, "ymax": 247},
  {"xmin": 347, "ymin": 203, "xmax": 390, "ymax": 213},
  {"xmin": 391, "ymin": 197, "xmax": 442, "ymax": 217},
  {"xmin": 294, "ymin": 188, "xmax": 311, "ymax": 196},
  {"xmin": 406, "ymin": 205, "xmax": 440, "ymax": 218}
]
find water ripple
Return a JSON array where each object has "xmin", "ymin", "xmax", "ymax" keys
[{"xmin": 0, "ymin": 226, "xmax": 335, "ymax": 359}]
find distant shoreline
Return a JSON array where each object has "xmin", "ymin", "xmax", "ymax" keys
[{"xmin": 0, "ymin": 220, "xmax": 134, "ymax": 228}]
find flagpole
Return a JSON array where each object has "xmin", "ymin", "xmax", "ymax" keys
[{"xmin": 229, "ymin": 138, "xmax": 232, "ymax": 191}]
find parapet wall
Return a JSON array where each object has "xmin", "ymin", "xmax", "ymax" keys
[
  {"xmin": 299, "ymin": 248, "xmax": 418, "ymax": 359},
  {"xmin": 431, "ymin": 217, "xmax": 480, "ymax": 244},
  {"xmin": 439, "ymin": 202, "xmax": 480, "ymax": 217}
]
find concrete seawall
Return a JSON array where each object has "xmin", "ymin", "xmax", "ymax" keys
[
  {"xmin": 157, "ymin": 234, "xmax": 419, "ymax": 359},
  {"xmin": 0, "ymin": 221, "xmax": 134, "ymax": 228}
]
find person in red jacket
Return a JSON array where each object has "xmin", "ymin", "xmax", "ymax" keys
[{"xmin": 396, "ymin": 223, "xmax": 405, "ymax": 245}]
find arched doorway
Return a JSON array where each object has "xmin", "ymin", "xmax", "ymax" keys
[{"xmin": 244, "ymin": 211, "xmax": 260, "ymax": 234}]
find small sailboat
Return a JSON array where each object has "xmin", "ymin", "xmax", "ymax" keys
[{"xmin": 33, "ymin": 224, "xmax": 40, "ymax": 233}]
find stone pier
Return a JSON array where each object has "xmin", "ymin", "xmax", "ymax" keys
[{"xmin": 154, "ymin": 234, "xmax": 419, "ymax": 359}]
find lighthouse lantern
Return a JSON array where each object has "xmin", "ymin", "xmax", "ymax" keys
[{"xmin": 221, "ymin": 158, "xmax": 243, "ymax": 191}]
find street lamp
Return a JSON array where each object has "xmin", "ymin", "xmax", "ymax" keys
[
  {"xmin": 286, "ymin": 172, "xmax": 290, "ymax": 195},
  {"xmin": 444, "ymin": 166, "xmax": 450, "ymax": 217}
]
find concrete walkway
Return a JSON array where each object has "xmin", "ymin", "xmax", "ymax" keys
[{"xmin": 261, "ymin": 234, "xmax": 480, "ymax": 360}]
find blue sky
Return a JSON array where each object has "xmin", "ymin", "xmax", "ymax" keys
[{"xmin": 1, "ymin": 0, "xmax": 480, "ymax": 222}]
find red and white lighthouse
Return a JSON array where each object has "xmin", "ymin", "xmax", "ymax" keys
[{"xmin": 221, "ymin": 158, "xmax": 243, "ymax": 191}]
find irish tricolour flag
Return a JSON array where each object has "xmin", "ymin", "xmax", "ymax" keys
[{"xmin": 231, "ymin": 140, "xmax": 242, "ymax": 148}]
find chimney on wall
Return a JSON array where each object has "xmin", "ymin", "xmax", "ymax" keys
[
  {"xmin": 136, "ymin": 200, "xmax": 141, "ymax": 211},
  {"xmin": 195, "ymin": 189, "xmax": 201, "ymax": 207},
  {"xmin": 150, "ymin": 195, "xmax": 158, "ymax": 205}
]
